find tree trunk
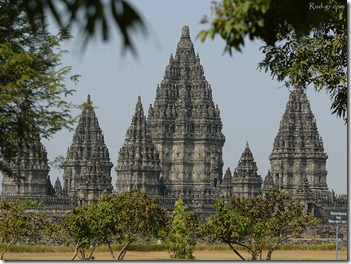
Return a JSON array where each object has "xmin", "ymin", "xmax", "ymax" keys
[
  {"xmin": 80, "ymin": 247, "xmax": 86, "ymax": 260},
  {"xmin": 266, "ymin": 240, "xmax": 281, "ymax": 260},
  {"xmin": 108, "ymin": 243, "xmax": 116, "ymax": 260},
  {"xmin": 71, "ymin": 245, "xmax": 79, "ymax": 260},
  {"xmin": 0, "ymin": 237, "xmax": 16, "ymax": 260},
  {"xmin": 266, "ymin": 248, "xmax": 274, "ymax": 260},
  {"xmin": 118, "ymin": 241, "xmax": 131, "ymax": 260},
  {"xmin": 226, "ymin": 242, "xmax": 246, "ymax": 260},
  {"xmin": 88, "ymin": 245, "xmax": 96, "ymax": 260}
]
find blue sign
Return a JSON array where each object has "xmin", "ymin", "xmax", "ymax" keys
[{"xmin": 328, "ymin": 210, "xmax": 347, "ymax": 224}]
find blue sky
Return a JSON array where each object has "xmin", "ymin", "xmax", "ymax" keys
[{"xmin": 37, "ymin": 0, "xmax": 347, "ymax": 194}]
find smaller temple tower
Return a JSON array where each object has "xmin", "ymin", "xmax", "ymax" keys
[
  {"xmin": 231, "ymin": 142, "xmax": 262, "ymax": 199},
  {"xmin": 1, "ymin": 104, "xmax": 53, "ymax": 196},
  {"xmin": 266, "ymin": 87, "xmax": 329, "ymax": 194},
  {"xmin": 115, "ymin": 96, "xmax": 161, "ymax": 196},
  {"xmin": 54, "ymin": 177, "xmax": 63, "ymax": 196},
  {"xmin": 63, "ymin": 95, "xmax": 113, "ymax": 205}
]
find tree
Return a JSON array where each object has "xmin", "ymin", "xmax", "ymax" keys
[
  {"xmin": 202, "ymin": 189, "xmax": 319, "ymax": 260},
  {"xmin": 86, "ymin": 201, "xmax": 117, "ymax": 260},
  {"xmin": 60, "ymin": 201, "xmax": 118, "ymax": 260},
  {"xmin": 198, "ymin": 0, "xmax": 347, "ymax": 121},
  {"xmin": 164, "ymin": 199, "xmax": 196, "ymax": 260},
  {"xmin": 17, "ymin": 0, "xmax": 146, "ymax": 54},
  {"xmin": 61, "ymin": 190, "xmax": 168, "ymax": 260},
  {"xmin": 0, "ymin": 0, "xmax": 79, "ymax": 176},
  {"xmin": 60, "ymin": 206, "xmax": 98, "ymax": 260},
  {"xmin": 0, "ymin": 200, "xmax": 50, "ymax": 260},
  {"xmin": 201, "ymin": 199, "xmax": 250, "ymax": 260},
  {"xmin": 258, "ymin": 9, "xmax": 347, "ymax": 121},
  {"xmin": 100, "ymin": 190, "xmax": 168, "ymax": 260}
]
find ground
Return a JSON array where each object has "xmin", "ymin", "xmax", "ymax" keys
[{"xmin": 3, "ymin": 250, "xmax": 348, "ymax": 261}]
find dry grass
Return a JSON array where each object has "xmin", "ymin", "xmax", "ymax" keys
[{"xmin": 3, "ymin": 249, "xmax": 348, "ymax": 261}]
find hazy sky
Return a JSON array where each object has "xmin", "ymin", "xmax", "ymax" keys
[{"xmin": 29, "ymin": 0, "xmax": 347, "ymax": 194}]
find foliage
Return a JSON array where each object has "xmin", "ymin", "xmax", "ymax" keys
[
  {"xmin": 100, "ymin": 190, "xmax": 168, "ymax": 260},
  {"xmin": 258, "ymin": 7, "xmax": 347, "ymax": 121},
  {"xmin": 164, "ymin": 199, "xmax": 196, "ymax": 260},
  {"xmin": 60, "ymin": 206, "xmax": 100, "ymax": 260},
  {"xmin": 199, "ymin": 0, "xmax": 347, "ymax": 122},
  {"xmin": 201, "ymin": 199, "xmax": 250, "ymax": 260},
  {"xmin": 60, "ymin": 190, "xmax": 168, "ymax": 260},
  {"xmin": 48, "ymin": 155, "xmax": 66, "ymax": 172},
  {"xmin": 0, "ymin": 200, "xmax": 51, "ymax": 260},
  {"xmin": 60, "ymin": 200, "xmax": 121, "ymax": 260},
  {"xmin": 0, "ymin": 0, "xmax": 79, "ymax": 177},
  {"xmin": 202, "ymin": 189, "xmax": 319, "ymax": 260},
  {"xmin": 198, "ymin": 0, "xmax": 344, "ymax": 53},
  {"xmin": 18, "ymin": 0, "xmax": 146, "ymax": 54}
]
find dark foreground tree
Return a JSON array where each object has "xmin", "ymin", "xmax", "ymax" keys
[
  {"xmin": 202, "ymin": 189, "xmax": 319, "ymax": 260},
  {"xmin": 0, "ymin": 0, "xmax": 79, "ymax": 176},
  {"xmin": 258, "ymin": 8, "xmax": 347, "ymax": 121},
  {"xmin": 198, "ymin": 0, "xmax": 347, "ymax": 122},
  {"xmin": 18, "ymin": 0, "xmax": 146, "ymax": 54}
]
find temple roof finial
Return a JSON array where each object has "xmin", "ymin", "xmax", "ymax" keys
[
  {"xmin": 181, "ymin": 25, "xmax": 190, "ymax": 38},
  {"xmin": 87, "ymin": 94, "xmax": 91, "ymax": 103}
]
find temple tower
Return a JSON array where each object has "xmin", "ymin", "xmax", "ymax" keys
[
  {"xmin": 115, "ymin": 96, "xmax": 161, "ymax": 196},
  {"xmin": 1, "ymin": 105, "xmax": 52, "ymax": 196},
  {"xmin": 231, "ymin": 142, "xmax": 262, "ymax": 199},
  {"xmin": 54, "ymin": 177, "xmax": 63, "ymax": 196},
  {"xmin": 63, "ymin": 95, "xmax": 113, "ymax": 205},
  {"xmin": 147, "ymin": 25, "xmax": 225, "ymax": 194},
  {"xmin": 266, "ymin": 88, "xmax": 328, "ymax": 193}
]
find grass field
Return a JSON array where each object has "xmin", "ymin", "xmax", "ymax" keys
[{"xmin": 3, "ymin": 249, "xmax": 348, "ymax": 261}]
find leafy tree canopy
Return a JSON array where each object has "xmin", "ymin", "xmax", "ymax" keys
[
  {"xmin": 202, "ymin": 189, "xmax": 319, "ymax": 260},
  {"xmin": 198, "ymin": 0, "xmax": 347, "ymax": 122},
  {"xmin": 60, "ymin": 190, "xmax": 168, "ymax": 260},
  {"xmin": 0, "ymin": 0, "xmax": 79, "ymax": 176},
  {"xmin": 100, "ymin": 190, "xmax": 168, "ymax": 260}
]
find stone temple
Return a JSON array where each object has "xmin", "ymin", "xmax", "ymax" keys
[{"xmin": 0, "ymin": 26, "xmax": 347, "ymax": 221}]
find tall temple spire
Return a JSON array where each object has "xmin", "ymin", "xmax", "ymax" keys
[
  {"xmin": 232, "ymin": 142, "xmax": 262, "ymax": 199},
  {"xmin": 116, "ymin": 97, "xmax": 161, "ymax": 196},
  {"xmin": 146, "ymin": 25, "xmax": 225, "ymax": 194},
  {"xmin": 266, "ymin": 87, "xmax": 328, "ymax": 193},
  {"xmin": 63, "ymin": 95, "xmax": 113, "ymax": 205}
]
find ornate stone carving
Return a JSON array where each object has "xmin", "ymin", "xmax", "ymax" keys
[{"xmin": 62, "ymin": 95, "xmax": 113, "ymax": 205}]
